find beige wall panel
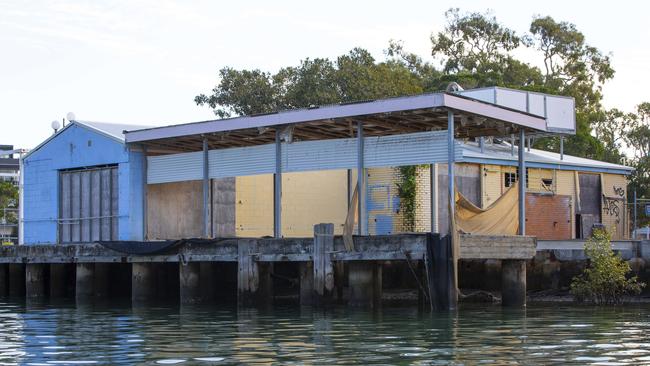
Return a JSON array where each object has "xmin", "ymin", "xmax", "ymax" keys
[
  {"xmin": 281, "ymin": 170, "xmax": 348, "ymax": 237},
  {"xmin": 481, "ymin": 164, "xmax": 502, "ymax": 208},
  {"xmin": 147, "ymin": 180, "xmax": 203, "ymax": 240},
  {"xmin": 235, "ymin": 174, "xmax": 273, "ymax": 237}
]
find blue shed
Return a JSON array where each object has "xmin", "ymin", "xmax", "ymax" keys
[{"xmin": 21, "ymin": 121, "xmax": 146, "ymax": 244}]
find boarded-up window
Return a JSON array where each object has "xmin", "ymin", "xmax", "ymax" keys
[{"xmin": 59, "ymin": 166, "xmax": 118, "ymax": 243}]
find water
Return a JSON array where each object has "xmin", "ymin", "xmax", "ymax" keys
[{"xmin": 1, "ymin": 301, "xmax": 650, "ymax": 365}]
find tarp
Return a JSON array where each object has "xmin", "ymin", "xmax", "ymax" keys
[{"xmin": 455, "ymin": 185, "xmax": 519, "ymax": 235}]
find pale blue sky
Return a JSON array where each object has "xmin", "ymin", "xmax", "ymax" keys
[{"xmin": 2, "ymin": 0, "xmax": 648, "ymax": 150}]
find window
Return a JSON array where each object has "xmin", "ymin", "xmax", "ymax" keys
[
  {"xmin": 541, "ymin": 178, "xmax": 554, "ymax": 191},
  {"xmin": 504, "ymin": 168, "xmax": 529, "ymax": 188}
]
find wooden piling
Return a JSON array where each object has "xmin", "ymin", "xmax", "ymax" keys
[
  {"xmin": 132, "ymin": 262, "xmax": 155, "ymax": 305},
  {"xmin": 179, "ymin": 262, "xmax": 201, "ymax": 305},
  {"xmin": 313, "ymin": 223, "xmax": 334, "ymax": 304},
  {"xmin": 76, "ymin": 263, "xmax": 94, "ymax": 302},
  {"xmin": 200, "ymin": 262, "xmax": 217, "ymax": 303},
  {"xmin": 348, "ymin": 261, "xmax": 381, "ymax": 307},
  {"xmin": 238, "ymin": 240, "xmax": 272, "ymax": 306},
  {"xmin": 8, "ymin": 264, "xmax": 25, "ymax": 297},
  {"xmin": 425, "ymin": 233, "xmax": 456, "ymax": 311},
  {"xmin": 299, "ymin": 261, "xmax": 314, "ymax": 305},
  {"xmin": 502, "ymin": 259, "xmax": 526, "ymax": 307},
  {"xmin": 25, "ymin": 264, "xmax": 47, "ymax": 299}
]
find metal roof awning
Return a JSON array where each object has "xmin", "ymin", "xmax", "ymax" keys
[{"xmin": 125, "ymin": 92, "xmax": 548, "ymax": 152}]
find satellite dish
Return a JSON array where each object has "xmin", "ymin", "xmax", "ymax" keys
[
  {"xmin": 51, "ymin": 120, "xmax": 61, "ymax": 133},
  {"xmin": 66, "ymin": 112, "xmax": 76, "ymax": 121}
]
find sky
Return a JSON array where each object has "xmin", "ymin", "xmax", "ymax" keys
[{"xmin": 1, "ymin": 0, "xmax": 649, "ymax": 150}]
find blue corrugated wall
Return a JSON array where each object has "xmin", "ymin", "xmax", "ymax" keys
[{"xmin": 22, "ymin": 124, "xmax": 144, "ymax": 244}]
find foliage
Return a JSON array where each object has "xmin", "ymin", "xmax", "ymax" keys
[
  {"xmin": 396, "ymin": 166, "xmax": 418, "ymax": 232},
  {"xmin": 0, "ymin": 182, "xmax": 18, "ymax": 224},
  {"xmin": 570, "ymin": 229, "xmax": 645, "ymax": 304}
]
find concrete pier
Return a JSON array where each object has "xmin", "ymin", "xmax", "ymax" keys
[
  {"xmin": 76, "ymin": 263, "xmax": 95, "ymax": 302},
  {"xmin": 179, "ymin": 262, "xmax": 201, "ymax": 305},
  {"xmin": 8, "ymin": 264, "xmax": 25, "ymax": 297},
  {"xmin": 348, "ymin": 262, "xmax": 381, "ymax": 307},
  {"xmin": 25, "ymin": 264, "xmax": 47, "ymax": 299},
  {"xmin": 132, "ymin": 263, "xmax": 155, "ymax": 305},
  {"xmin": 501, "ymin": 259, "xmax": 526, "ymax": 307}
]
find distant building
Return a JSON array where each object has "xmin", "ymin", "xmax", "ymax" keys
[{"xmin": 0, "ymin": 145, "xmax": 19, "ymax": 184}]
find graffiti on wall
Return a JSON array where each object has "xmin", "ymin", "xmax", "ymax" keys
[
  {"xmin": 602, "ymin": 195, "xmax": 622, "ymax": 224},
  {"xmin": 613, "ymin": 185, "xmax": 625, "ymax": 197}
]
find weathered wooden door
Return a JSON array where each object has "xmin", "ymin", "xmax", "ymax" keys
[
  {"xmin": 578, "ymin": 173, "xmax": 601, "ymax": 222},
  {"xmin": 59, "ymin": 166, "xmax": 118, "ymax": 243}
]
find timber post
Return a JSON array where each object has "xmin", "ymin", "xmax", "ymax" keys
[
  {"xmin": 348, "ymin": 261, "xmax": 381, "ymax": 308},
  {"xmin": 76, "ymin": 263, "xmax": 94, "ymax": 302},
  {"xmin": 502, "ymin": 259, "xmax": 526, "ymax": 307},
  {"xmin": 299, "ymin": 261, "xmax": 314, "ymax": 305},
  {"xmin": 179, "ymin": 262, "xmax": 201, "ymax": 305},
  {"xmin": 425, "ymin": 233, "xmax": 455, "ymax": 311},
  {"xmin": 313, "ymin": 223, "xmax": 334, "ymax": 305},
  {"xmin": 94, "ymin": 263, "xmax": 110, "ymax": 299},
  {"xmin": 49, "ymin": 264, "xmax": 69, "ymax": 298},
  {"xmin": 132, "ymin": 262, "xmax": 155, "ymax": 306},
  {"xmin": 25, "ymin": 263, "xmax": 46, "ymax": 300},
  {"xmin": 238, "ymin": 240, "xmax": 273, "ymax": 307}
]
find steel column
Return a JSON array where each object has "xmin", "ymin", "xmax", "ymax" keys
[
  {"xmin": 447, "ymin": 111, "xmax": 455, "ymax": 234},
  {"xmin": 274, "ymin": 130, "xmax": 282, "ymax": 238},
  {"xmin": 202, "ymin": 137, "xmax": 210, "ymax": 238},
  {"xmin": 142, "ymin": 145, "xmax": 148, "ymax": 240},
  {"xmin": 479, "ymin": 137, "xmax": 485, "ymax": 153},
  {"xmin": 357, "ymin": 122, "xmax": 367, "ymax": 236},
  {"xmin": 560, "ymin": 135, "xmax": 564, "ymax": 160},
  {"xmin": 519, "ymin": 129, "xmax": 526, "ymax": 236}
]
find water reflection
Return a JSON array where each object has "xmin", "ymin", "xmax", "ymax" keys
[{"xmin": 0, "ymin": 300, "xmax": 649, "ymax": 365}]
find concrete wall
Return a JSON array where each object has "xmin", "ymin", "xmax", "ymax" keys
[{"xmin": 23, "ymin": 124, "xmax": 143, "ymax": 244}]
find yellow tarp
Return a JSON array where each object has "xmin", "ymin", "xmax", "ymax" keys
[{"xmin": 455, "ymin": 185, "xmax": 519, "ymax": 235}]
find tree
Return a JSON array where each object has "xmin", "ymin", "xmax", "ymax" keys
[
  {"xmin": 571, "ymin": 229, "xmax": 644, "ymax": 304},
  {"xmin": 0, "ymin": 181, "xmax": 18, "ymax": 225}
]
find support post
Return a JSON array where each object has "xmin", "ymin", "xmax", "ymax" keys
[
  {"xmin": 348, "ymin": 261, "xmax": 381, "ymax": 307},
  {"xmin": 142, "ymin": 145, "xmax": 148, "ymax": 240},
  {"xmin": 313, "ymin": 223, "xmax": 334, "ymax": 304},
  {"xmin": 634, "ymin": 190, "xmax": 638, "ymax": 237},
  {"xmin": 238, "ymin": 240, "xmax": 273, "ymax": 307},
  {"xmin": 357, "ymin": 122, "xmax": 367, "ymax": 235},
  {"xmin": 274, "ymin": 130, "xmax": 282, "ymax": 238},
  {"xmin": 8, "ymin": 264, "xmax": 25, "ymax": 297},
  {"xmin": 203, "ymin": 137, "xmax": 211, "ymax": 238},
  {"xmin": 519, "ymin": 129, "xmax": 526, "ymax": 236},
  {"xmin": 425, "ymin": 233, "xmax": 455, "ymax": 310},
  {"xmin": 430, "ymin": 163, "xmax": 439, "ymax": 233},
  {"xmin": 299, "ymin": 261, "xmax": 314, "ymax": 306},
  {"xmin": 479, "ymin": 137, "xmax": 485, "ymax": 153},
  {"xmin": 560, "ymin": 135, "xmax": 564, "ymax": 161},
  {"xmin": 502, "ymin": 259, "xmax": 526, "ymax": 307},
  {"xmin": 200, "ymin": 262, "xmax": 217, "ymax": 303},
  {"xmin": 180, "ymin": 262, "xmax": 201, "ymax": 305},
  {"xmin": 25, "ymin": 264, "xmax": 46, "ymax": 300},
  {"xmin": 132, "ymin": 262, "xmax": 155, "ymax": 306},
  {"xmin": 76, "ymin": 263, "xmax": 94, "ymax": 302},
  {"xmin": 511, "ymin": 134, "xmax": 515, "ymax": 156},
  {"xmin": 447, "ymin": 111, "xmax": 458, "ymax": 309}
]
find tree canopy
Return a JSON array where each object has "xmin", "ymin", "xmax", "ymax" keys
[{"xmin": 195, "ymin": 8, "xmax": 647, "ymax": 201}]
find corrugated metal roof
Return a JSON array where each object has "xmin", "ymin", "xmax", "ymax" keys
[{"xmin": 461, "ymin": 141, "xmax": 633, "ymax": 174}]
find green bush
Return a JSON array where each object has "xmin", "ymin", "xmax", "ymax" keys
[{"xmin": 570, "ymin": 229, "xmax": 645, "ymax": 304}]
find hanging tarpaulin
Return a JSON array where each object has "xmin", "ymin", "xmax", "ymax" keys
[{"xmin": 455, "ymin": 185, "xmax": 519, "ymax": 235}]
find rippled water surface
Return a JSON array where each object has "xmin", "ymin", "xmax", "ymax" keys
[{"xmin": 1, "ymin": 300, "xmax": 650, "ymax": 365}]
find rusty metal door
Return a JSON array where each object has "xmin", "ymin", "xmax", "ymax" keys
[{"xmin": 59, "ymin": 166, "xmax": 118, "ymax": 243}]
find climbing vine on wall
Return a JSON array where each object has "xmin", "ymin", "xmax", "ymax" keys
[{"xmin": 397, "ymin": 166, "xmax": 418, "ymax": 232}]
